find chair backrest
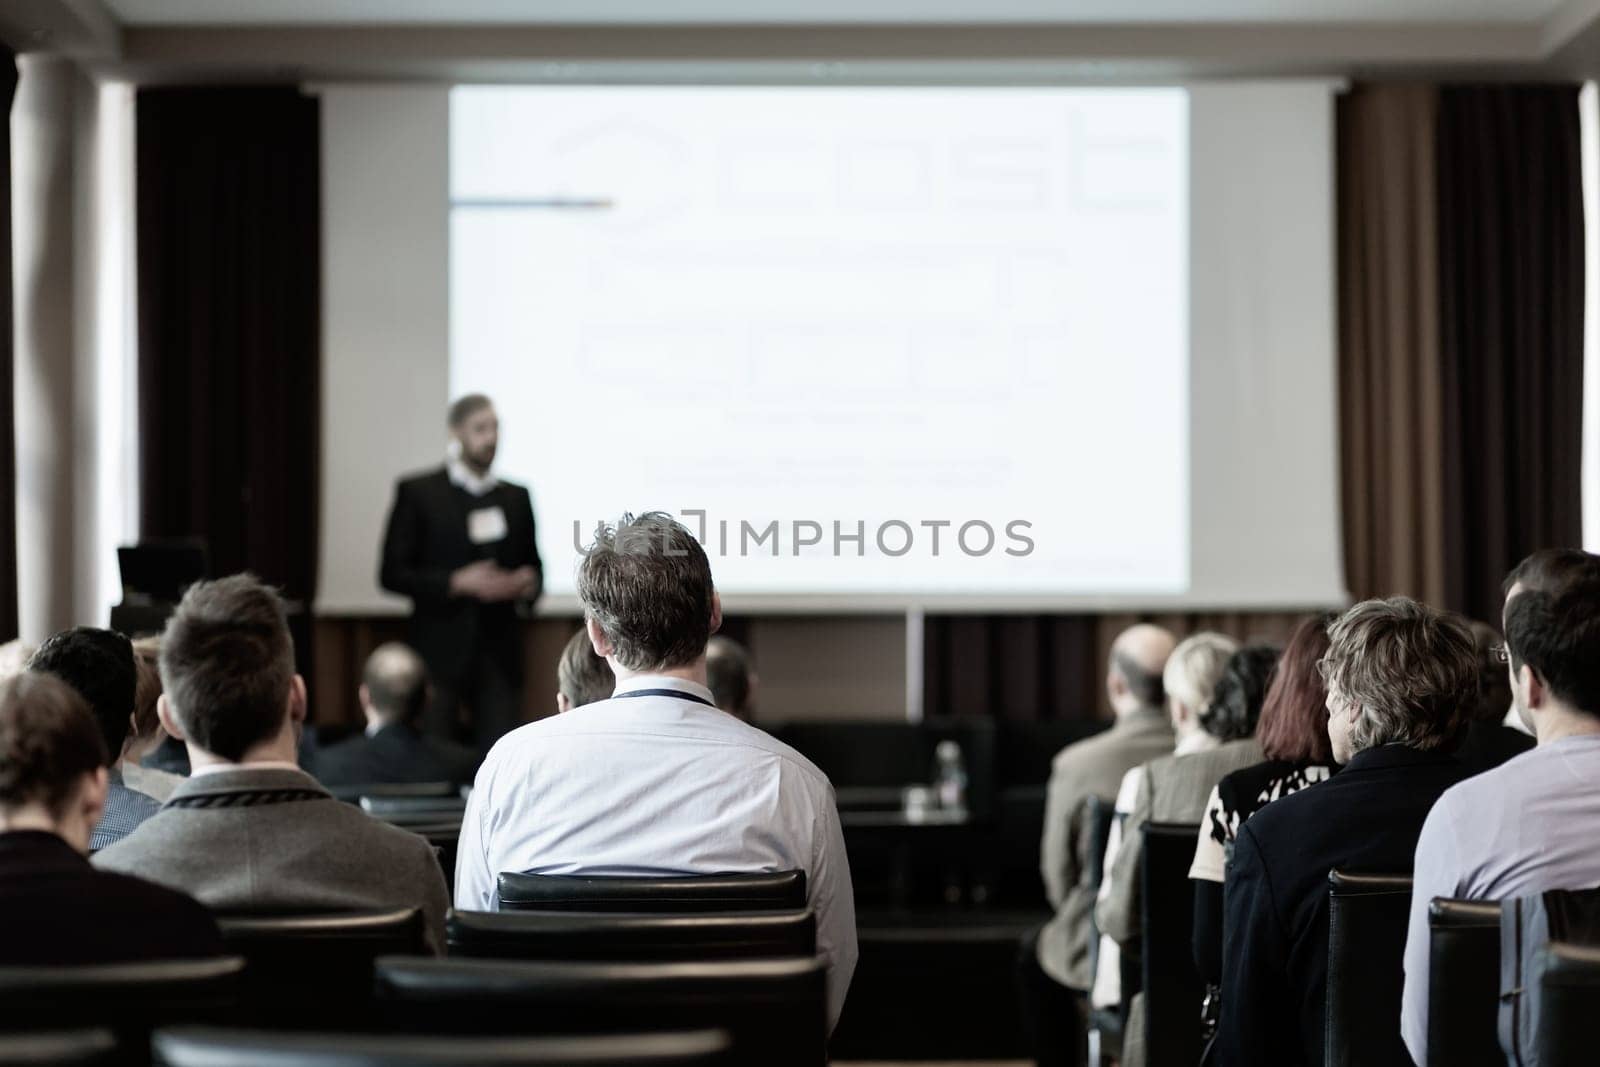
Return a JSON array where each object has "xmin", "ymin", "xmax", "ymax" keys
[
  {"xmin": 1326, "ymin": 871, "xmax": 1414, "ymax": 1067},
  {"xmin": 0, "ymin": 958, "xmax": 244, "ymax": 1037},
  {"xmin": 1428, "ymin": 898, "xmax": 1502, "ymax": 1067},
  {"xmin": 152, "ymin": 1025, "xmax": 733, "ymax": 1066},
  {"xmin": 496, "ymin": 871, "xmax": 807, "ymax": 913},
  {"xmin": 1534, "ymin": 940, "xmax": 1600, "ymax": 1067},
  {"xmin": 1139, "ymin": 821, "xmax": 1203, "ymax": 1067},
  {"xmin": 328, "ymin": 782, "xmax": 456, "ymax": 804},
  {"xmin": 1082, "ymin": 793, "xmax": 1120, "ymax": 984},
  {"xmin": 360, "ymin": 795, "xmax": 468, "ymax": 821},
  {"xmin": 447, "ymin": 909, "xmax": 816, "ymax": 962},
  {"xmin": 373, "ymin": 955, "xmax": 826, "ymax": 1067},
  {"xmin": 216, "ymin": 910, "xmax": 424, "ymax": 1027},
  {"xmin": 0, "ymin": 1030, "xmax": 117, "ymax": 1066}
]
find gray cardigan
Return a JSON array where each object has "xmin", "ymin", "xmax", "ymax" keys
[{"xmin": 93, "ymin": 765, "xmax": 449, "ymax": 954}]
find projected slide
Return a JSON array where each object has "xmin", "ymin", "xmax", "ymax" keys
[{"xmin": 450, "ymin": 86, "xmax": 1188, "ymax": 598}]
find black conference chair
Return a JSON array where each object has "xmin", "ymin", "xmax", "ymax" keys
[
  {"xmin": 1427, "ymin": 898, "xmax": 1502, "ymax": 1067},
  {"xmin": 359, "ymin": 795, "xmax": 468, "ymax": 823},
  {"xmin": 216, "ymin": 910, "xmax": 424, "ymax": 1028},
  {"xmin": 495, "ymin": 871, "xmax": 807, "ymax": 913},
  {"xmin": 447, "ymin": 909, "xmax": 816, "ymax": 962},
  {"xmin": 1534, "ymin": 940, "xmax": 1600, "ymax": 1066},
  {"xmin": 151, "ymin": 1026, "xmax": 733, "ymax": 1067},
  {"xmin": 0, "ymin": 1031, "xmax": 117, "ymax": 1066},
  {"xmin": 1325, "ymin": 871, "xmax": 1413, "ymax": 1067},
  {"xmin": 1082, "ymin": 794, "xmax": 1123, "ymax": 1067},
  {"xmin": 373, "ymin": 955, "xmax": 827, "ymax": 1067},
  {"xmin": 1139, "ymin": 822, "xmax": 1205, "ymax": 1067},
  {"xmin": 0, "ymin": 958, "xmax": 243, "ymax": 1062},
  {"xmin": 328, "ymin": 782, "xmax": 456, "ymax": 804}
]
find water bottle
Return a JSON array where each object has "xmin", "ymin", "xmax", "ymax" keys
[{"xmin": 933, "ymin": 739, "xmax": 968, "ymax": 816}]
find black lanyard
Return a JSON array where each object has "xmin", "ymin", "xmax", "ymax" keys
[{"xmin": 612, "ymin": 688, "xmax": 716, "ymax": 709}]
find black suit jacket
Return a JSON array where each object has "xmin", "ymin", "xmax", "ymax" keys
[
  {"xmin": 1217, "ymin": 744, "xmax": 1467, "ymax": 1067},
  {"xmin": 379, "ymin": 467, "xmax": 542, "ymax": 686},
  {"xmin": 310, "ymin": 722, "xmax": 481, "ymax": 789},
  {"xmin": 0, "ymin": 830, "xmax": 223, "ymax": 964}
]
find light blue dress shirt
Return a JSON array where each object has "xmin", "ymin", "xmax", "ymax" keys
[
  {"xmin": 1402, "ymin": 734, "xmax": 1600, "ymax": 1064},
  {"xmin": 456, "ymin": 674, "xmax": 858, "ymax": 1029}
]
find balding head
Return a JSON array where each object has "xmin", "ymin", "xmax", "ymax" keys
[
  {"xmin": 1108, "ymin": 623, "xmax": 1177, "ymax": 717},
  {"xmin": 360, "ymin": 643, "xmax": 429, "ymax": 727}
]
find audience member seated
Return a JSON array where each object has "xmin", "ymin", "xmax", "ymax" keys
[
  {"xmin": 555, "ymin": 627, "xmax": 614, "ymax": 712},
  {"xmin": 1189, "ymin": 614, "xmax": 1338, "ymax": 992},
  {"xmin": 0, "ymin": 670, "xmax": 222, "ymax": 963},
  {"xmin": 1401, "ymin": 550, "xmax": 1600, "ymax": 1064},
  {"xmin": 121, "ymin": 637, "xmax": 185, "ymax": 803},
  {"xmin": 1022, "ymin": 622, "xmax": 1177, "ymax": 1067},
  {"xmin": 706, "ymin": 635, "xmax": 757, "ymax": 722},
  {"xmin": 1453, "ymin": 619, "xmax": 1537, "ymax": 773},
  {"xmin": 29, "ymin": 627, "xmax": 159, "ymax": 850},
  {"xmin": 311, "ymin": 642, "xmax": 480, "ymax": 789},
  {"xmin": 94, "ymin": 575, "xmax": 450, "ymax": 953},
  {"xmin": 457, "ymin": 513, "xmax": 857, "ymax": 1029},
  {"xmin": 1088, "ymin": 631, "xmax": 1237, "ymax": 1016},
  {"xmin": 1218, "ymin": 597, "xmax": 1475, "ymax": 1067},
  {"xmin": 1097, "ymin": 643, "xmax": 1277, "ymax": 1067}
]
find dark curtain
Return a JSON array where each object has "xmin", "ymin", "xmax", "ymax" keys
[
  {"xmin": 1437, "ymin": 85, "xmax": 1586, "ymax": 624},
  {"xmin": 0, "ymin": 49, "xmax": 17, "ymax": 643},
  {"xmin": 1335, "ymin": 85, "xmax": 1448, "ymax": 606},
  {"xmin": 136, "ymin": 87, "xmax": 320, "ymax": 619}
]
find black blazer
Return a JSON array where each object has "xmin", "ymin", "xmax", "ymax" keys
[
  {"xmin": 379, "ymin": 467, "xmax": 542, "ymax": 686},
  {"xmin": 310, "ymin": 722, "xmax": 481, "ymax": 789},
  {"xmin": 1217, "ymin": 744, "xmax": 1467, "ymax": 1067},
  {"xmin": 0, "ymin": 830, "xmax": 223, "ymax": 964}
]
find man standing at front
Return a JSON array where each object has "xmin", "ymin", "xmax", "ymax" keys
[
  {"xmin": 380, "ymin": 395, "xmax": 541, "ymax": 754},
  {"xmin": 457, "ymin": 512, "xmax": 857, "ymax": 1030}
]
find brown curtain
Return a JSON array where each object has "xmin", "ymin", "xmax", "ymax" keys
[
  {"xmin": 1336, "ymin": 84, "xmax": 1449, "ymax": 606},
  {"xmin": 1437, "ymin": 85, "xmax": 1586, "ymax": 624},
  {"xmin": 0, "ymin": 48, "xmax": 16, "ymax": 642},
  {"xmin": 136, "ymin": 87, "xmax": 320, "ymax": 611}
]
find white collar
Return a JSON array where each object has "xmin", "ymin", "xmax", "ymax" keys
[
  {"xmin": 189, "ymin": 760, "xmax": 304, "ymax": 778},
  {"xmin": 447, "ymin": 457, "xmax": 498, "ymax": 497},
  {"xmin": 611, "ymin": 674, "xmax": 717, "ymax": 707}
]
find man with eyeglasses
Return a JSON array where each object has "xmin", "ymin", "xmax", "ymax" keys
[{"xmin": 1401, "ymin": 549, "xmax": 1600, "ymax": 1066}]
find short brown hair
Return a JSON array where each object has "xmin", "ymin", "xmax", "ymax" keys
[
  {"xmin": 706, "ymin": 635, "xmax": 753, "ymax": 716},
  {"xmin": 130, "ymin": 641, "xmax": 163, "ymax": 746},
  {"xmin": 557, "ymin": 629, "xmax": 613, "ymax": 709},
  {"xmin": 1321, "ymin": 597, "xmax": 1477, "ymax": 755},
  {"xmin": 0, "ymin": 671, "xmax": 107, "ymax": 816},
  {"xmin": 576, "ymin": 513, "xmax": 715, "ymax": 672},
  {"xmin": 1255, "ymin": 613, "xmax": 1336, "ymax": 764},
  {"xmin": 160, "ymin": 574, "xmax": 295, "ymax": 762},
  {"xmin": 448, "ymin": 394, "xmax": 493, "ymax": 428}
]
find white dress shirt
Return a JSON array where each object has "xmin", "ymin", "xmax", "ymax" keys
[
  {"xmin": 1401, "ymin": 734, "xmax": 1600, "ymax": 1065},
  {"xmin": 456, "ymin": 674, "xmax": 858, "ymax": 1029}
]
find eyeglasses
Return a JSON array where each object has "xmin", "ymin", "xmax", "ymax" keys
[{"xmin": 1490, "ymin": 645, "xmax": 1510, "ymax": 665}]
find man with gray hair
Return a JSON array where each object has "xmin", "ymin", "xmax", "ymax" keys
[
  {"xmin": 1218, "ymin": 597, "xmax": 1476, "ymax": 1067},
  {"xmin": 458, "ymin": 513, "xmax": 857, "ymax": 1029}
]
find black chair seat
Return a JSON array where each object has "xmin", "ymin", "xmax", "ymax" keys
[
  {"xmin": 1427, "ymin": 898, "xmax": 1501, "ymax": 1067},
  {"xmin": 373, "ymin": 955, "xmax": 826, "ymax": 1067},
  {"xmin": 216, "ymin": 909, "xmax": 424, "ymax": 1028},
  {"xmin": 0, "ymin": 1030, "xmax": 117, "ymax": 1065},
  {"xmin": 328, "ymin": 782, "xmax": 456, "ymax": 804},
  {"xmin": 447, "ymin": 909, "xmax": 815, "ymax": 961},
  {"xmin": 151, "ymin": 1026, "xmax": 732, "ymax": 1066},
  {"xmin": 1326, "ymin": 870, "xmax": 1414, "ymax": 1067},
  {"xmin": 495, "ymin": 871, "xmax": 806, "ymax": 913},
  {"xmin": 360, "ymin": 796, "xmax": 468, "ymax": 820}
]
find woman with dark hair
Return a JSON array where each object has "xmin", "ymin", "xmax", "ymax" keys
[{"xmin": 1189, "ymin": 614, "xmax": 1342, "ymax": 1026}]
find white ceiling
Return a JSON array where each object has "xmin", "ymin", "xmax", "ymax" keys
[{"xmin": 102, "ymin": 0, "xmax": 1569, "ymax": 27}]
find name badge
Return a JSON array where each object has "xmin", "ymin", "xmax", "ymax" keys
[{"xmin": 467, "ymin": 506, "xmax": 509, "ymax": 545}]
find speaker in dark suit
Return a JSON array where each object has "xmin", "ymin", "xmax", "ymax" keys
[{"xmin": 379, "ymin": 396, "xmax": 542, "ymax": 753}]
